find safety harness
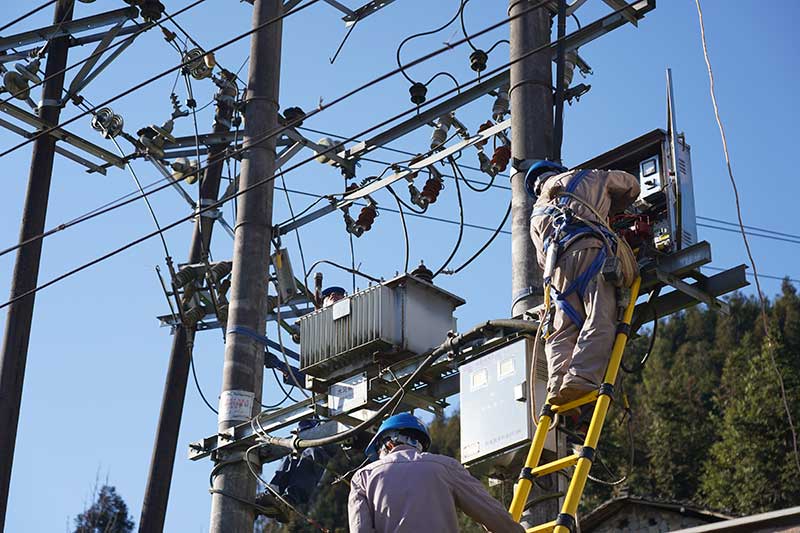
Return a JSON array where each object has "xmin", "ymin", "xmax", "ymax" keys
[{"xmin": 532, "ymin": 170, "xmax": 620, "ymax": 332}]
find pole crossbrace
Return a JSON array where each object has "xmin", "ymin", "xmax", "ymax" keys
[{"xmin": 509, "ymin": 277, "xmax": 642, "ymax": 532}]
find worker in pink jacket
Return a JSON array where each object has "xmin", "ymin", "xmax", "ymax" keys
[
  {"xmin": 527, "ymin": 161, "xmax": 640, "ymax": 407},
  {"xmin": 348, "ymin": 413, "xmax": 524, "ymax": 532}
]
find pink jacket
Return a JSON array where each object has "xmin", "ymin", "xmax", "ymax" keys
[{"xmin": 348, "ymin": 445, "xmax": 524, "ymax": 532}]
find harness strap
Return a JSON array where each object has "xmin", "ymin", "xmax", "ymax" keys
[{"xmin": 551, "ymin": 247, "xmax": 607, "ymax": 329}]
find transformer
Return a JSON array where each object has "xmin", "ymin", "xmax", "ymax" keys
[{"xmin": 297, "ymin": 274, "xmax": 464, "ymax": 382}]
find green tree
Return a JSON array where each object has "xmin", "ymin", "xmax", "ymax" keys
[{"xmin": 73, "ymin": 485, "xmax": 134, "ymax": 533}]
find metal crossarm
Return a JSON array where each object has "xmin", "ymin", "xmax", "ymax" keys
[{"xmin": 509, "ymin": 277, "xmax": 642, "ymax": 532}]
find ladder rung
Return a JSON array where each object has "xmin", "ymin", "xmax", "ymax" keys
[
  {"xmin": 531, "ymin": 454, "xmax": 578, "ymax": 477},
  {"xmin": 527, "ymin": 520, "xmax": 556, "ymax": 533},
  {"xmin": 552, "ymin": 390, "xmax": 598, "ymax": 413}
]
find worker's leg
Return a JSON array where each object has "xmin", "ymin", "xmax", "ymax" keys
[
  {"xmin": 544, "ymin": 249, "xmax": 587, "ymax": 401},
  {"xmin": 562, "ymin": 249, "xmax": 617, "ymax": 394}
]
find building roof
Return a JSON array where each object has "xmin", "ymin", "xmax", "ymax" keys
[
  {"xmin": 671, "ymin": 506, "xmax": 800, "ymax": 532},
  {"xmin": 581, "ymin": 495, "xmax": 731, "ymax": 532}
]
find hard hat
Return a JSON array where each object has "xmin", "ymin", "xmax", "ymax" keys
[
  {"xmin": 321, "ymin": 286, "xmax": 346, "ymax": 298},
  {"xmin": 365, "ymin": 413, "xmax": 431, "ymax": 459},
  {"xmin": 524, "ymin": 160, "xmax": 568, "ymax": 199}
]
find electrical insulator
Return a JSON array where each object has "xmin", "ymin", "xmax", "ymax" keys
[
  {"xmin": 356, "ymin": 203, "xmax": 378, "ymax": 232},
  {"xmin": 183, "ymin": 305, "xmax": 207, "ymax": 326},
  {"xmin": 15, "ymin": 59, "xmax": 42, "ymax": 85},
  {"xmin": 170, "ymin": 93, "xmax": 188, "ymax": 119},
  {"xmin": 140, "ymin": 0, "xmax": 166, "ymax": 23},
  {"xmin": 284, "ymin": 106, "xmax": 305, "ymax": 126},
  {"xmin": 209, "ymin": 261, "xmax": 233, "ymax": 283},
  {"xmin": 314, "ymin": 137, "xmax": 338, "ymax": 165},
  {"xmin": 492, "ymin": 85, "xmax": 509, "ymax": 120},
  {"xmin": 204, "ymin": 51, "xmax": 216, "ymax": 69},
  {"xmin": 474, "ymin": 121, "xmax": 493, "ymax": 149},
  {"xmin": 171, "ymin": 157, "xmax": 199, "ymax": 183},
  {"xmin": 91, "ymin": 107, "xmax": 124, "ymax": 138},
  {"xmin": 409, "ymin": 82, "xmax": 427, "ymax": 105},
  {"xmin": 563, "ymin": 50, "xmax": 578, "ymax": 89},
  {"xmin": 3, "ymin": 71, "xmax": 31, "ymax": 101},
  {"xmin": 183, "ymin": 48, "xmax": 213, "ymax": 80},
  {"xmin": 491, "ymin": 145, "xmax": 511, "ymax": 173},
  {"xmin": 410, "ymin": 261, "xmax": 433, "ymax": 283},
  {"xmin": 421, "ymin": 175, "xmax": 444, "ymax": 205},
  {"xmin": 469, "ymin": 49, "xmax": 488, "ymax": 73},
  {"xmin": 430, "ymin": 113, "xmax": 453, "ymax": 150}
]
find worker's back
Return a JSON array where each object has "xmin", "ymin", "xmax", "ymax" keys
[{"xmin": 348, "ymin": 445, "xmax": 524, "ymax": 533}]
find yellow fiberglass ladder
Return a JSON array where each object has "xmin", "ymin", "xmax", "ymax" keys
[{"xmin": 508, "ymin": 276, "xmax": 642, "ymax": 533}]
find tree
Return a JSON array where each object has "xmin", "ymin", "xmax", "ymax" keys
[{"xmin": 73, "ymin": 484, "xmax": 134, "ymax": 533}]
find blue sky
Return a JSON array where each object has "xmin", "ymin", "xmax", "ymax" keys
[{"xmin": 1, "ymin": 0, "xmax": 798, "ymax": 531}]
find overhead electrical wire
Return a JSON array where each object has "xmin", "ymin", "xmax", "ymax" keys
[
  {"xmin": 695, "ymin": 0, "xmax": 800, "ymax": 475},
  {"xmin": 395, "ymin": 0, "xmax": 465, "ymax": 84},
  {"xmin": 0, "ymin": 0, "xmax": 59, "ymax": 34},
  {"xmin": 432, "ymin": 156, "xmax": 466, "ymax": 278},
  {"xmin": 0, "ymin": 0, "xmax": 208, "ymax": 108},
  {"xmin": 386, "ymin": 185, "xmax": 410, "ymax": 273},
  {"xmin": 0, "ymin": 0, "xmax": 321, "ymax": 160},
  {"xmin": 0, "ymin": 1, "xmax": 685, "ymax": 309},
  {"xmin": 0, "ymin": 0, "xmax": 550, "ymax": 264}
]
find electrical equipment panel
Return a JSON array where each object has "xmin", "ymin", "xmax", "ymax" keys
[
  {"xmin": 297, "ymin": 274, "xmax": 464, "ymax": 383},
  {"xmin": 459, "ymin": 337, "xmax": 556, "ymax": 475},
  {"xmin": 579, "ymin": 128, "xmax": 698, "ymax": 255}
]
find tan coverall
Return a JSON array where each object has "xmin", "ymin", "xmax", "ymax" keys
[
  {"xmin": 530, "ymin": 169, "xmax": 640, "ymax": 399},
  {"xmin": 348, "ymin": 445, "xmax": 525, "ymax": 533}
]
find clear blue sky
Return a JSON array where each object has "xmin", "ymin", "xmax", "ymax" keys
[{"xmin": 1, "ymin": 0, "xmax": 798, "ymax": 531}]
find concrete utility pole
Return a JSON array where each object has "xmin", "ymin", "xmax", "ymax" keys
[
  {"xmin": 139, "ymin": 76, "xmax": 237, "ymax": 533},
  {"xmin": 0, "ymin": 1, "xmax": 74, "ymax": 529},
  {"xmin": 208, "ymin": 0, "xmax": 282, "ymax": 531},
  {"xmin": 509, "ymin": 0, "xmax": 557, "ymax": 527},
  {"xmin": 509, "ymin": 0, "xmax": 552, "ymax": 318}
]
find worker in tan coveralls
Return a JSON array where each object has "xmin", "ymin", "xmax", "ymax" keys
[
  {"xmin": 526, "ymin": 161, "xmax": 640, "ymax": 406},
  {"xmin": 348, "ymin": 413, "xmax": 524, "ymax": 532}
]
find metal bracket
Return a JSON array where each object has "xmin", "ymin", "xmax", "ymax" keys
[{"xmin": 655, "ymin": 269, "xmax": 730, "ymax": 314}]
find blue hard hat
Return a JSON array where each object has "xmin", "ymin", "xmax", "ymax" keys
[
  {"xmin": 321, "ymin": 286, "xmax": 346, "ymax": 297},
  {"xmin": 365, "ymin": 413, "xmax": 431, "ymax": 459},
  {"xmin": 524, "ymin": 160, "xmax": 568, "ymax": 199}
]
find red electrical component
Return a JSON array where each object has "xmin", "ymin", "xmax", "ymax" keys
[
  {"xmin": 612, "ymin": 214, "xmax": 653, "ymax": 248},
  {"xmin": 356, "ymin": 204, "xmax": 378, "ymax": 231},
  {"xmin": 475, "ymin": 121, "xmax": 494, "ymax": 149},
  {"xmin": 421, "ymin": 176, "xmax": 444, "ymax": 204},
  {"xmin": 491, "ymin": 145, "xmax": 511, "ymax": 172}
]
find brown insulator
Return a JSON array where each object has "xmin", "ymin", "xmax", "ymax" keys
[
  {"xmin": 356, "ymin": 204, "xmax": 378, "ymax": 232},
  {"xmin": 421, "ymin": 176, "xmax": 444, "ymax": 204},
  {"xmin": 411, "ymin": 261, "xmax": 434, "ymax": 283},
  {"xmin": 491, "ymin": 145, "xmax": 511, "ymax": 172}
]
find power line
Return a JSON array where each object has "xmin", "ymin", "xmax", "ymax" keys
[
  {"xmin": 0, "ymin": 0, "xmax": 208, "ymax": 108},
  {"xmin": 0, "ymin": 0, "xmax": 321, "ymax": 160},
  {"xmin": 0, "ymin": 0, "xmax": 58, "ymax": 34},
  {"xmin": 695, "ymin": 0, "xmax": 800, "ymax": 475}
]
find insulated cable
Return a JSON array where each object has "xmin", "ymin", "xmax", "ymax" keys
[
  {"xmin": 695, "ymin": 0, "xmax": 800, "ymax": 475},
  {"xmin": 433, "ymin": 156, "xmax": 466, "ymax": 278},
  {"xmin": 443, "ymin": 200, "xmax": 510, "ymax": 275},
  {"xmin": 386, "ymin": 185, "xmax": 410, "ymax": 273},
  {"xmin": 395, "ymin": 0, "xmax": 465, "ymax": 83}
]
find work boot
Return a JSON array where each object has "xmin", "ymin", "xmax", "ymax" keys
[{"xmin": 549, "ymin": 383, "xmax": 594, "ymax": 406}]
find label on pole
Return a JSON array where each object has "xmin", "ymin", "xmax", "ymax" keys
[{"xmin": 218, "ymin": 390, "xmax": 255, "ymax": 422}]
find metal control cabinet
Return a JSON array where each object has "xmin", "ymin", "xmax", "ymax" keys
[
  {"xmin": 298, "ymin": 274, "xmax": 464, "ymax": 382},
  {"xmin": 460, "ymin": 337, "xmax": 555, "ymax": 473}
]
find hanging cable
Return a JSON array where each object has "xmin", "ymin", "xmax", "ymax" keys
[
  {"xmin": 433, "ymin": 157, "xmax": 466, "ymax": 278},
  {"xmin": 443, "ymin": 201, "xmax": 510, "ymax": 275},
  {"xmin": 695, "ymin": 0, "xmax": 800, "ymax": 475},
  {"xmin": 190, "ymin": 347, "xmax": 218, "ymax": 414},
  {"xmin": 459, "ymin": 0, "xmax": 478, "ymax": 51},
  {"xmin": 387, "ymin": 185, "xmax": 410, "ymax": 273},
  {"xmin": 395, "ymin": 0, "xmax": 465, "ymax": 83}
]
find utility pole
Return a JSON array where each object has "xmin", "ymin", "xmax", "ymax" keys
[
  {"xmin": 0, "ymin": 1, "xmax": 74, "ymax": 529},
  {"xmin": 509, "ymin": 0, "xmax": 557, "ymax": 527},
  {"xmin": 208, "ymin": 0, "xmax": 282, "ymax": 531},
  {"xmin": 509, "ymin": 0, "xmax": 552, "ymax": 318},
  {"xmin": 139, "ymin": 75, "xmax": 237, "ymax": 533}
]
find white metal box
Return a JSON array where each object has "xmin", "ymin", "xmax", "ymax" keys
[
  {"xmin": 460, "ymin": 336, "xmax": 556, "ymax": 472},
  {"xmin": 297, "ymin": 274, "xmax": 464, "ymax": 381}
]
